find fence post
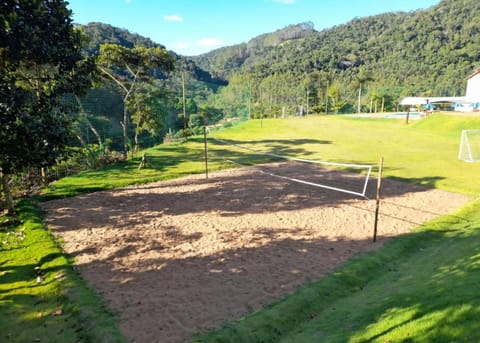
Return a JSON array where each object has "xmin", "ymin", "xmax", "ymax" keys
[
  {"xmin": 373, "ymin": 157, "xmax": 384, "ymax": 242},
  {"xmin": 203, "ymin": 126, "xmax": 208, "ymax": 179}
]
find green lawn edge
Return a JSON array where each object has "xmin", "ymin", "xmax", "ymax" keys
[
  {"xmin": 3, "ymin": 114, "xmax": 480, "ymax": 341},
  {"xmin": 0, "ymin": 199, "xmax": 126, "ymax": 343},
  {"xmin": 190, "ymin": 200, "xmax": 480, "ymax": 342}
]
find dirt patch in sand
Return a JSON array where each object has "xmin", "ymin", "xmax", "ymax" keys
[{"xmin": 41, "ymin": 163, "xmax": 471, "ymax": 343}]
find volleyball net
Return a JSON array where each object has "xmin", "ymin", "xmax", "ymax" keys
[{"xmin": 208, "ymin": 137, "xmax": 373, "ymax": 198}]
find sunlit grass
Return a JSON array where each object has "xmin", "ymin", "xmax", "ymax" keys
[
  {"xmin": 192, "ymin": 200, "xmax": 480, "ymax": 342},
  {"xmin": 0, "ymin": 200, "xmax": 125, "ymax": 342},
  {"xmin": 212, "ymin": 114, "xmax": 480, "ymax": 194},
  {"xmin": 42, "ymin": 113, "xmax": 480, "ymax": 200},
  {"xmin": 4, "ymin": 113, "xmax": 480, "ymax": 342}
]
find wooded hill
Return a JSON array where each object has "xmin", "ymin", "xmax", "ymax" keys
[
  {"xmin": 76, "ymin": 22, "xmax": 225, "ymax": 148},
  {"xmin": 191, "ymin": 0, "xmax": 480, "ymax": 114},
  {"xmin": 76, "ymin": 0, "xmax": 480, "ymax": 142}
]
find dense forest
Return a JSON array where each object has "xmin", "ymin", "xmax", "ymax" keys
[
  {"xmin": 3, "ymin": 0, "xmax": 480, "ymax": 204},
  {"xmin": 77, "ymin": 0, "xmax": 480, "ymax": 141},
  {"xmin": 76, "ymin": 22, "xmax": 225, "ymax": 150},
  {"xmin": 192, "ymin": 0, "xmax": 480, "ymax": 117}
]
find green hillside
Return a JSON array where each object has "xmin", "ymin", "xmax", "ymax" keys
[
  {"xmin": 71, "ymin": 0, "xmax": 480, "ymax": 146},
  {"xmin": 3, "ymin": 114, "xmax": 480, "ymax": 342},
  {"xmin": 194, "ymin": 0, "xmax": 480, "ymax": 94},
  {"xmin": 192, "ymin": 0, "xmax": 480, "ymax": 117}
]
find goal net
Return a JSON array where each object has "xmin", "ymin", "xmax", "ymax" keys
[{"xmin": 458, "ymin": 129, "xmax": 480, "ymax": 162}]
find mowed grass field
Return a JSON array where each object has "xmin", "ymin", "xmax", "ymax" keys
[{"xmin": 2, "ymin": 113, "xmax": 480, "ymax": 342}]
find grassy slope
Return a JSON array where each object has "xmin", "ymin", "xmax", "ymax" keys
[
  {"xmin": 191, "ymin": 201, "xmax": 480, "ymax": 342},
  {"xmin": 2, "ymin": 113, "xmax": 480, "ymax": 342},
  {"xmin": 211, "ymin": 114, "xmax": 480, "ymax": 194},
  {"xmin": 44, "ymin": 113, "xmax": 480, "ymax": 200},
  {"xmin": 0, "ymin": 200, "xmax": 125, "ymax": 343}
]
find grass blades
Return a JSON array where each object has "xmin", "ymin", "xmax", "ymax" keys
[
  {"xmin": 0, "ymin": 200, "xmax": 126, "ymax": 343},
  {"xmin": 191, "ymin": 201, "xmax": 480, "ymax": 342},
  {"xmin": 42, "ymin": 114, "xmax": 480, "ymax": 201},
  {"xmin": 3, "ymin": 113, "xmax": 480, "ymax": 342}
]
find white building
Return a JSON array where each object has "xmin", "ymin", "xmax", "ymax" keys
[
  {"xmin": 465, "ymin": 69, "xmax": 480, "ymax": 101},
  {"xmin": 400, "ymin": 69, "xmax": 480, "ymax": 112}
]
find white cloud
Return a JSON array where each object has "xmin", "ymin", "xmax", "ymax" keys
[
  {"xmin": 163, "ymin": 15, "xmax": 184, "ymax": 22},
  {"xmin": 272, "ymin": 0, "xmax": 296, "ymax": 4},
  {"xmin": 196, "ymin": 37, "xmax": 224, "ymax": 47},
  {"xmin": 176, "ymin": 42, "xmax": 190, "ymax": 50}
]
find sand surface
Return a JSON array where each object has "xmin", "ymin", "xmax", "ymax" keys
[{"xmin": 41, "ymin": 163, "xmax": 471, "ymax": 342}]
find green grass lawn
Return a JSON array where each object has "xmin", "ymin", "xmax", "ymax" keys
[
  {"xmin": 0, "ymin": 200, "xmax": 126, "ymax": 343},
  {"xmin": 2, "ymin": 113, "xmax": 480, "ymax": 342},
  {"xmin": 210, "ymin": 114, "xmax": 480, "ymax": 194},
  {"xmin": 191, "ymin": 200, "xmax": 480, "ymax": 343}
]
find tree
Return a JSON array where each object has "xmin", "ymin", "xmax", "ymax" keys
[
  {"xmin": 127, "ymin": 83, "xmax": 171, "ymax": 152},
  {"xmin": 354, "ymin": 69, "xmax": 374, "ymax": 114},
  {"xmin": 327, "ymin": 84, "xmax": 347, "ymax": 114},
  {"xmin": 97, "ymin": 43, "xmax": 174, "ymax": 158},
  {"xmin": 0, "ymin": 0, "xmax": 94, "ymax": 213}
]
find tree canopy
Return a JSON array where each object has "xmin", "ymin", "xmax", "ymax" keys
[
  {"xmin": 96, "ymin": 43, "xmax": 175, "ymax": 156},
  {"xmin": 0, "ymin": 0, "xmax": 93, "ymax": 212},
  {"xmin": 191, "ymin": 0, "xmax": 480, "ymax": 115}
]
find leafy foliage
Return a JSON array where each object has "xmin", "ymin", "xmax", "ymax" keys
[
  {"xmin": 96, "ymin": 43, "xmax": 175, "ymax": 156},
  {"xmin": 194, "ymin": 0, "xmax": 480, "ymax": 115},
  {"xmin": 0, "ymin": 0, "xmax": 94, "ymax": 212},
  {"xmin": 191, "ymin": 22, "xmax": 316, "ymax": 79},
  {"xmin": 80, "ymin": 22, "xmax": 160, "ymax": 55},
  {"xmin": 25, "ymin": 0, "xmax": 480, "ymax": 164}
]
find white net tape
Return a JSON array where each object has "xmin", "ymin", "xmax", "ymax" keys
[{"xmin": 210, "ymin": 137, "xmax": 373, "ymax": 198}]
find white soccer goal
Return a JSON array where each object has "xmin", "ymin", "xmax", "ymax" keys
[{"xmin": 458, "ymin": 129, "xmax": 480, "ymax": 162}]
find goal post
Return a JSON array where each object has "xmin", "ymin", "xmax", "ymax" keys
[{"xmin": 458, "ymin": 129, "xmax": 480, "ymax": 162}]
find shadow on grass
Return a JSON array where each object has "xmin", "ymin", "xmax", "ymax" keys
[
  {"xmin": 186, "ymin": 224, "xmax": 480, "ymax": 342},
  {"xmin": 205, "ymin": 137, "xmax": 332, "ymax": 159},
  {"xmin": 388, "ymin": 175, "xmax": 446, "ymax": 189},
  {"xmin": 339, "ymin": 227, "xmax": 480, "ymax": 343},
  {"xmin": 0, "ymin": 197, "xmax": 127, "ymax": 342},
  {"xmin": 39, "ymin": 160, "xmax": 445, "ymax": 234},
  {"xmin": 40, "ymin": 145, "xmax": 198, "ymax": 200},
  {"xmin": 39, "ymin": 139, "xmax": 337, "ymax": 202},
  {"xmin": 54, "ymin": 217, "xmax": 480, "ymax": 343}
]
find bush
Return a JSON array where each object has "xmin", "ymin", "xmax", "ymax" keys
[{"xmin": 174, "ymin": 128, "xmax": 193, "ymax": 139}]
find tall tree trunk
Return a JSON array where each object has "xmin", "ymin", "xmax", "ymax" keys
[
  {"xmin": 77, "ymin": 134, "xmax": 96, "ymax": 168},
  {"xmin": 1, "ymin": 170, "xmax": 15, "ymax": 214},
  {"xmin": 357, "ymin": 85, "xmax": 362, "ymax": 114},
  {"xmin": 325, "ymin": 80, "xmax": 329, "ymax": 115},
  {"xmin": 134, "ymin": 122, "xmax": 140, "ymax": 155},
  {"xmin": 306, "ymin": 89, "xmax": 309, "ymax": 115},
  {"xmin": 75, "ymin": 95, "xmax": 102, "ymax": 146},
  {"xmin": 121, "ymin": 117, "xmax": 128, "ymax": 160},
  {"xmin": 41, "ymin": 167, "xmax": 48, "ymax": 188},
  {"xmin": 182, "ymin": 71, "xmax": 188, "ymax": 139},
  {"xmin": 122, "ymin": 90, "xmax": 133, "ymax": 160},
  {"xmin": 85, "ymin": 117, "xmax": 102, "ymax": 146}
]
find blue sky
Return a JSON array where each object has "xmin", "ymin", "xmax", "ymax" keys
[{"xmin": 67, "ymin": 0, "xmax": 441, "ymax": 56}]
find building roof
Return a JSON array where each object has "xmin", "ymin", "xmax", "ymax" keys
[
  {"xmin": 466, "ymin": 68, "xmax": 480, "ymax": 80},
  {"xmin": 399, "ymin": 96, "xmax": 469, "ymax": 106}
]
